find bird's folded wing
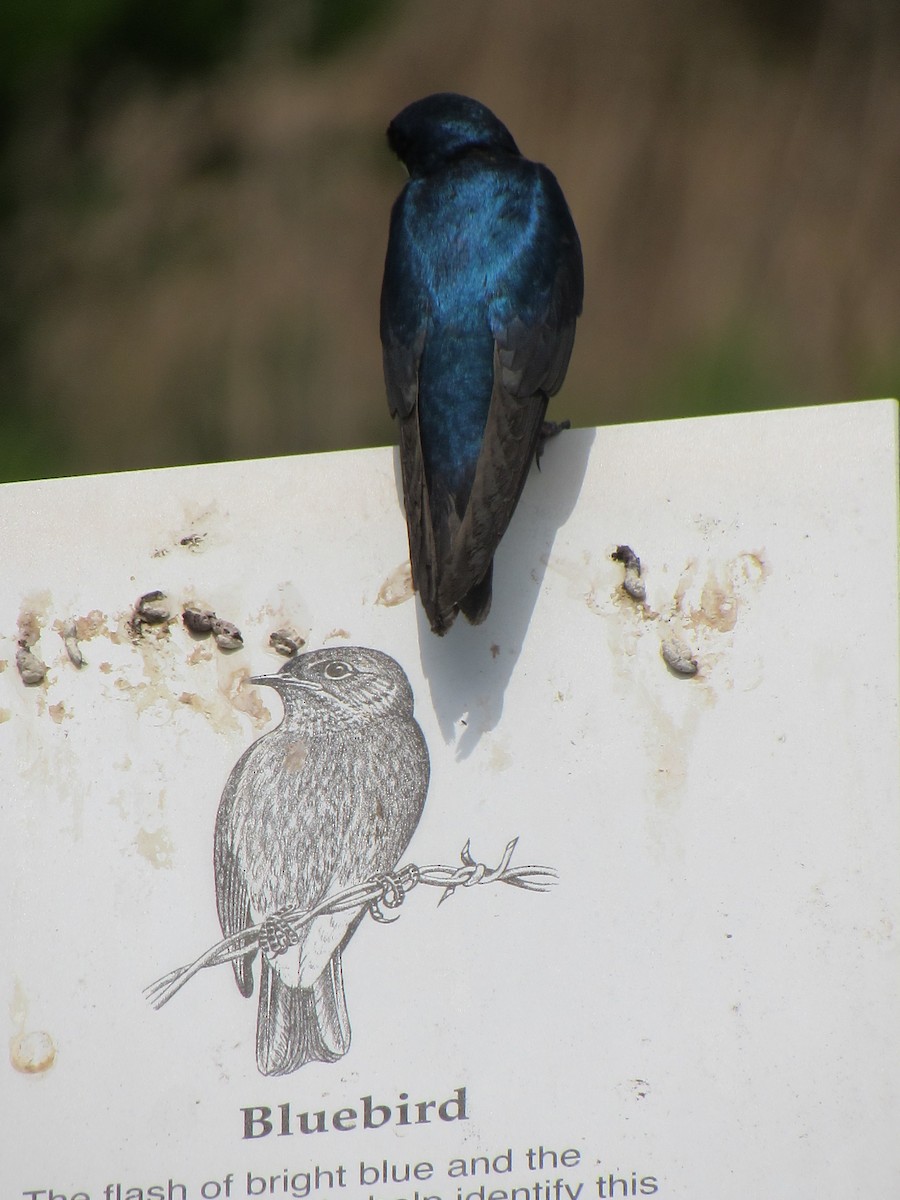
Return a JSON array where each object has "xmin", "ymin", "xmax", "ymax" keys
[
  {"xmin": 213, "ymin": 834, "xmax": 255, "ymax": 997},
  {"xmin": 436, "ymin": 360, "xmax": 547, "ymax": 611}
]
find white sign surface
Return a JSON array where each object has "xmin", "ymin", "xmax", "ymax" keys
[{"xmin": 2, "ymin": 400, "xmax": 898, "ymax": 1200}]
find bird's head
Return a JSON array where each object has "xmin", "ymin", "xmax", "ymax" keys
[
  {"xmin": 250, "ymin": 645, "xmax": 415, "ymax": 731},
  {"xmin": 387, "ymin": 92, "xmax": 520, "ymax": 177}
]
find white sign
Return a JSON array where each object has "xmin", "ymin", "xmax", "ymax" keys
[{"xmin": 2, "ymin": 400, "xmax": 898, "ymax": 1199}]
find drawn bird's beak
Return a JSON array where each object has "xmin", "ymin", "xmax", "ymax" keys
[
  {"xmin": 249, "ymin": 673, "xmax": 317, "ymax": 691},
  {"xmin": 248, "ymin": 673, "xmax": 278, "ymax": 687}
]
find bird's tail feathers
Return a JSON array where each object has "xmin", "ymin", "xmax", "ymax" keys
[
  {"xmin": 435, "ymin": 371, "xmax": 547, "ymax": 621},
  {"xmin": 457, "ymin": 560, "xmax": 492, "ymax": 625},
  {"xmin": 398, "ymin": 414, "xmax": 433, "ymax": 593},
  {"xmin": 256, "ymin": 952, "xmax": 350, "ymax": 1076},
  {"xmin": 398, "ymin": 410, "xmax": 452, "ymax": 633},
  {"xmin": 398, "ymin": 366, "xmax": 547, "ymax": 634}
]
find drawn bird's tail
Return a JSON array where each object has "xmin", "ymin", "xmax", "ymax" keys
[{"xmin": 256, "ymin": 951, "xmax": 350, "ymax": 1075}]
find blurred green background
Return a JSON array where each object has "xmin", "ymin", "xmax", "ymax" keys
[{"xmin": 1, "ymin": 0, "xmax": 898, "ymax": 481}]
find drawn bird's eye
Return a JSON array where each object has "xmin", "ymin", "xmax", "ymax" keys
[{"xmin": 323, "ymin": 660, "xmax": 353, "ymax": 680}]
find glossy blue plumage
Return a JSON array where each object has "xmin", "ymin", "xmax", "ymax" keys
[{"xmin": 381, "ymin": 93, "xmax": 583, "ymax": 634}]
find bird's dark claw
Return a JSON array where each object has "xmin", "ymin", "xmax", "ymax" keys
[
  {"xmin": 258, "ymin": 911, "xmax": 299, "ymax": 957},
  {"xmin": 536, "ymin": 419, "xmax": 571, "ymax": 469}
]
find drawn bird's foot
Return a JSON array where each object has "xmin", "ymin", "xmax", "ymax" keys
[
  {"xmin": 258, "ymin": 911, "xmax": 299, "ymax": 958},
  {"xmin": 536, "ymin": 419, "xmax": 571, "ymax": 469},
  {"xmin": 369, "ymin": 871, "xmax": 415, "ymax": 924}
]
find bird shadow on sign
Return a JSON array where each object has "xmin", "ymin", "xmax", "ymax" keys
[{"xmin": 409, "ymin": 426, "xmax": 596, "ymax": 759}]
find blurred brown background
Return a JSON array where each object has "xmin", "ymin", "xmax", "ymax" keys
[{"xmin": 1, "ymin": 0, "xmax": 898, "ymax": 482}]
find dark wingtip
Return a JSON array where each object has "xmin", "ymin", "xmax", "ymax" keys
[
  {"xmin": 428, "ymin": 607, "xmax": 456, "ymax": 636},
  {"xmin": 457, "ymin": 565, "xmax": 493, "ymax": 626}
]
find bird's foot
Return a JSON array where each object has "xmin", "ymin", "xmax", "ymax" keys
[
  {"xmin": 535, "ymin": 418, "xmax": 571, "ymax": 470},
  {"xmin": 369, "ymin": 868, "xmax": 419, "ymax": 924},
  {"xmin": 258, "ymin": 911, "xmax": 299, "ymax": 958}
]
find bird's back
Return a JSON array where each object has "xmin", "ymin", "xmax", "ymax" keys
[
  {"xmin": 411, "ymin": 159, "xmax": 541, "ymax": 497},
  {"xmin": 384, "ymin": 157, "xmax": 573, "ymax": 629},
  {"xmin": 382, "ymin": 94, "xmax": 583, "ymax": 633}
]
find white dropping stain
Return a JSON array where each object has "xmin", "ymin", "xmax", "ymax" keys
[
  {"xmin": 376, "ymin": 562, "xmax": 414, "ymax": 607},
  {"xmin": 186, "ymin": 642, "xmax": 214, "ymax": 667},
  {"xmin": 53, "ymin": 609, "xmax": 109, "ymax": 653},
  {"xmin": 112, "ymin": 617, "xmax": 180, "ymax": 714},
  {"xmin": 10, "ymin": 1030, "xmax": 57, "ymax": 1075},
  {"xmin": 8, "ymin": 981, "xmax": 56, "ymax": 1074},
  {"xmin": 675, "ymin": 550, "xmax": 769, "ymax": 635},
  {"xmin": 106, "ymin": 612, "xmax": 259, "ymax": 735},
  {"xmin": 660, "ymin": 632, "xmax": 699, "ymax": 677},
  {"xmin": 224, "ymin": 667, "xmax": 272, "ymax": 729},
  {"xmin": 10, "ymin": 978, "xmax": 28, "ymax": 1028},
  {"xmin": 17, "ymin": 591, "xmax": 52, "ymax": 646},
  {"xmin": 174, "ymin": 500, "xmax": 220, "ymax": 552},
  {"xmin": 253, "ymin": 581, "xmax": 312, "ymax": 650},
  {"xmin": 74, "ymin": 609, "xmax": 110, "ymax": 641},
  {"xmin": 136, "ymin": 827, "xmax": 175, "ymax": 868}
]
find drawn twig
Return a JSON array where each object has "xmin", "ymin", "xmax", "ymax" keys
[{"xmin": 144, "ymin": 838, "xmax": 556, "ymax": 1010}]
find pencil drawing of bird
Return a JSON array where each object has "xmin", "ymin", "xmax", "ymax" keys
[
  {"xmin": 381, "ymin": 92, "xmax": 583, "ymax": 634},
  {"xmin": 214, "ymin": 646, "xmax": 429, "ymax": 1075}
]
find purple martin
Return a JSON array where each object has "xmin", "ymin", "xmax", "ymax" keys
[
  {"xmin": 381, "ymin": 92, "xmax": 583, "ymax": 635},
  {"xmin": 214, "ymin": 646, "xmax": 429, "ymax": 1075}
]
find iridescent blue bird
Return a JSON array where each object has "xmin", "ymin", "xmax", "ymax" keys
[{"xmin": 381, "ymin": 93, "xmax": 583, "ymax": 635}]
